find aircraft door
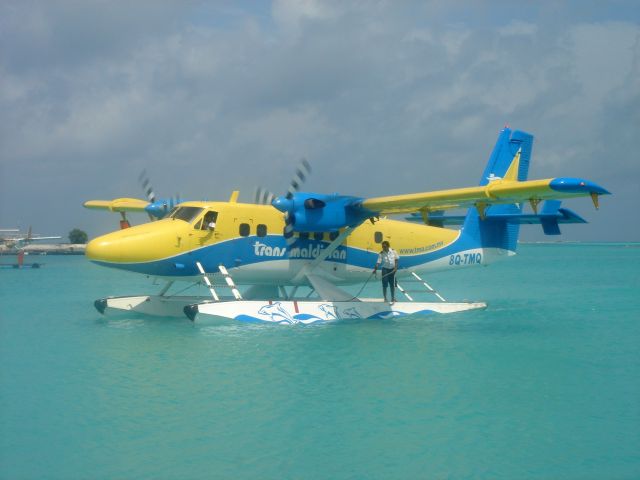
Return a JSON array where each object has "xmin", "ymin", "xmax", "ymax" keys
[{"xmin": 347, "ymin": 227, "xmax": 385, "ymax": 274}]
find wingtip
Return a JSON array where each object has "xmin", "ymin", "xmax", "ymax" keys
[{"xmin": 549, "ymin": 178, "xmax": 610, "ymax": 196}]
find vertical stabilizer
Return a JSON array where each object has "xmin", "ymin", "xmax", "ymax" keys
[
  {"xmin": 478, "ymin": 128, "xmax": 532, "ymax": 185},
  {"xmin": 461, "ymin": 128, "xmax": 534, "ymax": 252}
]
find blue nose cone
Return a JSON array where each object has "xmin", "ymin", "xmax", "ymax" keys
[{"xmin": 272, "ymin": 196, "xmax": 293, "ymax": 213}]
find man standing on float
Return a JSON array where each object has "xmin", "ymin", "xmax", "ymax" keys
[{"xmin": 373, "ymin": 240, "xmax": 399, "ymax": 304}]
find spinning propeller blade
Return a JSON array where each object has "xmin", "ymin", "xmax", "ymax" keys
[
  {"xmin": 286, "ymin": 158, "xmax": 311, "ymax": 199},
  {"xmin": 255, "ymin": 158, "xmax": 312, "ymax": 245},
  {"xmin": 138, "ymin": 169, "xmax": 157, "ymax": 221},
  {"xmin": 282, "ymin": 158, "xmax": 311, "ymax": 245},
  {"xmin": 138, "ymin": 169, "xmax": 156, "ymax": 203},
  {"xmin": 137, "ymin": 171, "xmax": 182, "ymax": 220},
  {"xmin": 172, "ymin": 193, "xmax": 181, "ymax": 210},
  {"xmin": 254, "ymin": 186, "xmax": 276, "ymax": 205}
]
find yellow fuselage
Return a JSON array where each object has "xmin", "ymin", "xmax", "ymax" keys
[{"xmin": 86, "ymin": 201, "xmax": 474, "ymax": 284}]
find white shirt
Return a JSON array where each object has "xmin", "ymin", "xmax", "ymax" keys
[{"xmin": 377, "ymin": 248, "xmax": 399, "ymax": 269}]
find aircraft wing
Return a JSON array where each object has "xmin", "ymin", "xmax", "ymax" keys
[
  {"xmin": 83, "ymin": 198, "xmax": 150, "ymax": 213},
  {"xmin": 272, "ymin": 177, "xmax": 609, "ymax": 233},
  {"xmin": 29, "ymin": 236, "xmax": 62, "ymax": 241},
  {"xmin": 360, "ymin": 178, "xmax": 610, "ymax": 215}
]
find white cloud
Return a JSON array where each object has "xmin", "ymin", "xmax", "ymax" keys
[
  {"xmin": 272, "ymin": 0, "xmax": 338, "ymax": 34},
  {"xmin": 499, "ymin": 21, "xmax": 537, "ymax": 37},
  {"xmin": 0, "ymin": 1, "xmax": 638, "ymax": 240},
  {"xmin": 569, "ymin": 22, "xmax": 639, "ymax": 101}
]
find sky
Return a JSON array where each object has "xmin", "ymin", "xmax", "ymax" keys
[{"xmin": 1, "ymin": 0, "xmax": 639, "ymax": 242}]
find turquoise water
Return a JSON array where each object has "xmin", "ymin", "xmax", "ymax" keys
[{"xmin": 1, "ymin": 245, "xmax": 639, "ymax": 479}]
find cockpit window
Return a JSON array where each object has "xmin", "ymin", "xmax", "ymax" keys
[
  {"xmin": 170, "ymin": 207, "xmax": 204, "ymax": 223},
  {"xmin": 201, "ymin": 211, "xmax": 218, "ymax": 231}
]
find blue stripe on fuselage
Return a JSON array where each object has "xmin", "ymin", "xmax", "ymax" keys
[{"xmin": 90, "ymin": 230, "xmax": 495, "ymax": 278}]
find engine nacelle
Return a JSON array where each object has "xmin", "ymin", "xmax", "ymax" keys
[
  {"xmin": 272, "ymin": 192, "xmax": 375, "ymax": 233},
  {"xmin": 145, "ymin": 201, "xmax": 171, "ymax": 219},
  {"xmin": 145, "ymin": 198, "xmax": 180, "ymax": 219}
]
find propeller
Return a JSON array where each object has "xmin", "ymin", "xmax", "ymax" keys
[
  {"xmin": 254, "ymin": 186, "xmax": 276, "ymax": 205},
  {"xmin": 139, "ymin": 169, "xmax": 156, "ymax": 203},
  {"xmin": 282, "ymin": 159, "xmax": 311, "ymax": 245},
  {"xmin": 254, "ymin": 158, "xmax": 311, "ymax": 245},
  {"xmin": 286, "ymin": 158, "xmax": 311, "ymax": 199},
  {"xmin": 139, "ymin": 169, "xmax": 157, "ymax": 221},
  {"xmin": 138, "ymin": 170, "xmax": 182, "ymax": 221}
]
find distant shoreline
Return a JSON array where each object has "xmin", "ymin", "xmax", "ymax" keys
[{"xmin": 0, "ymin": 244, "xmax": 86, "ymax": 255}]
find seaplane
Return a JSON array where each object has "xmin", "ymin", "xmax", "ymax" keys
[
  {"xmin": 0, "ymin": 227, "xmax": 61, "ymax": 269},
  {"xmin": 84, "ymin": 127, "xmax": 609, "ymax": 324}
]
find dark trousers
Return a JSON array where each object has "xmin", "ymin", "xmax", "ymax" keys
[{"xmin": 381, "ymin": 268, "xmax": 396, "ymax": 301}]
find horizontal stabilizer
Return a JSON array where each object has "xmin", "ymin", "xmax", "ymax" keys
[
  {"xmin": 406, "ymin": 200, "xmax": 587, "ymax": 235},
  {"xmin": 406, "ymin": 211, "xmax": 466, "ymax": 227}
]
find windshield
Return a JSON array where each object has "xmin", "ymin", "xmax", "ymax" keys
[
  {"xmin": 167, "ymin": 206, "xmax": 179, "ymax": 217},
  {"xmin": 170, "ymin": 206, "xmax": 204, "ymax": 223}
]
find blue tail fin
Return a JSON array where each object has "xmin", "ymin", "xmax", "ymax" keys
[{"xmin": 461, "ymin": 128, "xmax": 534, "ymax": 252}]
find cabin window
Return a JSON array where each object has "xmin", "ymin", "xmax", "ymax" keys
[
  {"xmin": 257, "ymin": 224, "xmax": 267, "ymax": 237},
  {"xmin": 201, "ymin": 211, "xmax": 218, "ymax": 231},
  {"xmin": 314, "ymin": 232, "xmax": 323, "ymax": 241},
  {"xmin": 374, "ymin": 231, "xmax": 383, "ymax": 244},
  {"xmin": 299, "ymin": 232, "xmax": 309, "ymax": 240},
  {"xmin": 239, "ymin": 223, "xmax": 250, "ymax": 237},
  {"xmin": 171, "ymin": 206, "xmax": 204, "ymax": 223},
  {"xmin": 329, "ymin": 231, "xmax": 339, "ymax": 241}
]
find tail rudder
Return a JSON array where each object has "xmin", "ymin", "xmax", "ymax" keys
[
  {"xmin": 462, "ymin": 128, "xmax": 534, "ymax": 253},
  {"xmin": 478, "ymin": 127, "xmax": 533, "ymax": 186}
]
